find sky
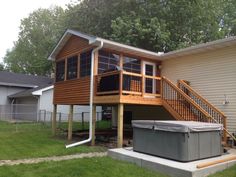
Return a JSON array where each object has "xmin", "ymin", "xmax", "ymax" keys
[{"xmin": 0, "ymin": 0, "xmax": 74, "ymax": 63}]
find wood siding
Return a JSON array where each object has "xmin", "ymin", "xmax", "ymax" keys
[
  {"xmin": 54, "ymin": 35, "xmax": 93, "ymax": 105},
  {"xmin": 54, "ymin": 77, "xmax": 90, "ymax": 105},
  {"xmin": 161, "ymin": 45, "xmax": 236, "ymax": 132},
  {"xmin": 56, "ymin": 35, "xmax": 91, "ymax": 60}
]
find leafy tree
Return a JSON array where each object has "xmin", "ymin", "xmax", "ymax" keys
[
  {"xmin": 110, "ymin": 0, "xmax": 226, "ymax": 52},
  {"xmin": 3, "ymin": 0, "xmax": 236, "ymax": 75},
  {"xmin": 0, "ymin": 63, "xmax": 4, "ymax": 71},
  {"xmin": 4, "ymin": 6, "xmax": 65, "ymax": 76}
]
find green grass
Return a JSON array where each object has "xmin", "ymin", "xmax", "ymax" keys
[
  {"xmin": 0, "ymin": 157, "xmax": 169, "ymax": 177},
  {"xmin": 0, "ymin": 121, "xmax": 105, "ymax": 160},
  {"xmin": 208, "ymin": 164, "xmax": 236, "ymax": 177}
]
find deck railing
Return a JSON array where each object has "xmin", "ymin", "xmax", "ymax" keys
[
  {"xmin": 95, "ymin": 70, "xmax": 161, "ymax": 97},
  {"xmin": 161, "ymin": 77, "xmax": 212, "ymax": 122},
  {"xmin": 177, "ymin": 80, "xmax": 228, "ymax": 141}
]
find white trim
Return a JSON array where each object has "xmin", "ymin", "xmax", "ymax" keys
[
  {"xmin": 143, "ymin": 61, "xmax": 156, "ymax": 95},
  {"xmin": 48, "ymin": 29, "xmax": 236, "ymax": 62},
  {"xmin": 48, "ymin": 29, "xmax": 162, "ymax": 61},
  {"xmin": 160, "ymin": 36, "xmax": 236, "ymax": 60},
  {"xmin": 48, "ymin": 29, "xmax": 96, "ymax": 60},
  {"xmin": 0, "ymin": 82, "xmax": 37, "ymax": 88},
  {"xmin": 95, "ymin": 38, "xmax": 162, "ymax": 58},
  {"xmin": 32, "ymin": 85, "xmax": 54, "ymax": 96}
]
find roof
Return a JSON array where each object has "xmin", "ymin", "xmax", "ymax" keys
[
  {"xmin": 160, "ymin": 36, "xmax": 236, "ymax": 60},
  {"xmin": 8, "ymin": 84, "xmax": 53, "ymax": 98},
  {"xmin": 48, "ymin": 29, "xmax": 236, "ymax": 61},
  {"xmin": 0, "ymin": 71, "xmax": 52, "ymax": 88},
  {"xmin": 48, "ymin": 29, "xmax": 162, "ymax": 61}
]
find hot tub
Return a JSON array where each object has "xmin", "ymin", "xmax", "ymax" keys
[{"xmin": 132, "ymin": 120, "xmax": 222, "ymax": 162}]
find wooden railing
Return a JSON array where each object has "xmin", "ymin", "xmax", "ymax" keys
[
  {"xmin": 161, "ymin": 77, "xmax": 212, "ymax": 122},
  {"xmin": 177, "ymin": 80, "xmax": 230, "ymax": 142},
  {"xmin": 95, "ymin": 70, "xmax": 161, "ymax": 97}
]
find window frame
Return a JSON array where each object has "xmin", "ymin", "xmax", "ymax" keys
[
  {"xmin": 80, "ymin": 50, "xmax": 92, "ymax": 78},
  {"xmin": 123, "ymin": 55, "xmax": 141, "ymax": 74},
  {"xmin": 98, "ymin": 50, "xmax": 120, "ymax": 74},
  {"xmin": 66, "ymin": 55, "xmax": 78, "ymax": 80},
  {"xmin": 55, "ymin": 59, "xmax": 65, "ymax": 82}
]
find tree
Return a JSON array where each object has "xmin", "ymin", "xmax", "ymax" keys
[
  {"xmin": 4, "ymin": 6, "xmax": 65, "ymax": 76},
  {"xmin": 0, "ymin": 63, "xmax": 4, "ymax": 71},
  {"xmin": 110, "ymin": 0, "xmax": 226, "ymax": 52},
  {"xmin": 3, "ymin": 0, "xmax": 236, "ymax": 75}
]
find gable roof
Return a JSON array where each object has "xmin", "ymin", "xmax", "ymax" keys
[
  {"xmin": 0, "ymin": 71, "xmax": 52, "ymax": 88},
  {"xmin": 48, "ymin": 29, "xmax": 162, "ymax": 61},
  {"xmin": 48, "ymin": 29, "xmax": 236, "ymax": 62},
  {"xmin": 8, "ymin": 84, "xmax": 53, "ymax": 98}
]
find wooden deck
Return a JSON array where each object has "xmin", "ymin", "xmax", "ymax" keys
[{"xmin": 94, "ymin": 95, "xmax": 162, "ymax": 105}]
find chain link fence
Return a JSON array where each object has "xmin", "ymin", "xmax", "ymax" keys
[{"xmin": 0, "ymin": 104, "xmax": 111, "ymax": 131}]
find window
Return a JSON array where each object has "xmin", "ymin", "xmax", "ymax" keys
[
  {"xmin": 80, "ymin": 50, "xmax": 91, "ymax": 77},
  {"xmin": 123, "ymin": 56, "xmax": 141, "ymax": 73},
  {"xmin": 56, "ymin": 60, "xmax": 65, "ymax": 82},
  {"xmin": 67, "ymin": 55, "xmax": 78, "ymax": 80},
  {"xmin": 98, "ymin": 50, "xmax": 120, "ymax": 74}
]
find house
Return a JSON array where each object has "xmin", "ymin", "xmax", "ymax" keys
[
  {"xmin": 48, "ymin": 29, "xmax": 236, "ymax": 147},
  {"xmin": 0, "ymin": 71, "xmax": 101, "ymax": 121},
  {"xmin": 0, "ymin": 71, "xmax": 52, "ymax": 120}
]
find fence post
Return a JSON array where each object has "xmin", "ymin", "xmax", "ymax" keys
[
  {"xmin": 43, "ymin": 110, "xmax": 46, "ymax": 124},
  {"xmin": 58, "ymin": 112, "xmax": 62, "ymax": 127},
  {"xmin": 82, "ymin": 112, "xmax": 84, "ymax": 131},
  {"xmin": 52, "ymin": 105, "xmax": 57, "ymax": 136}
]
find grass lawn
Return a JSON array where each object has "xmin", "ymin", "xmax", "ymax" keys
[
  {"xmin": 0, "ymin": 121, "xmax": 105, "ymax": 160},
  {"xmin": 0, "ymin": 157, "xmax": 169, "ymax": 177},
  {"xmin": 208, "ymin": 164, "xmax": 236, "ymax": 177}
]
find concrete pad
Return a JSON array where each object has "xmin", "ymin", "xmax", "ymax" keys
[{"xmin": 108, "ymin": 148, "xmax": 236, "ymax": 177}]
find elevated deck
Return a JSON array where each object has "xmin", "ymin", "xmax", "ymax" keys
[
  {"xmin": 94, "ymin": 70, "xmax": 162, "ymax": 105},
  {"xmin": 94, "ymin": 95, "xmax": 162, "ymax": 105}
]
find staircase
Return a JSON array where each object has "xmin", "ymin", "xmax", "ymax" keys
[{"xmin": 161, "ymin": 77, "xmax": 235, "ymax": 143}]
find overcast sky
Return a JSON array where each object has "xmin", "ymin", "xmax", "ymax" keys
[{"xmin": 0, "ymin": 0, "xmax": 74, "ymax": 63}]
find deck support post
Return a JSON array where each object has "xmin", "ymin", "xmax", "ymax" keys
[
  {"xmin": 52, "ymin": 104, "xmax": 57, "ymax": 136},
  {"xmin": 91, "ymin": 104, "xmax": 97, "ymax": 146},
  {"xmin": 117, "ymin": 103, "xmax": 124, "ymax": 148},
  {"xmin": 68, "ymin": 105, "xmax": 74, "ymax": 141}
]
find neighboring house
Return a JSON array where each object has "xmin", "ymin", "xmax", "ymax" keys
[
  {"xmin": 0, "ymin": 71, "xmax": 101, "ymax": 121},
  {"xmin": 48, "ymin": 29, "xmax": 236, "ymax": 147},
  {"xmin": 0, "ymin": 71, "xmax": 52, "ymax": 105},
  {"xmin": 0, "ymin": 71, "xmax": 52, "ymax": 121}
]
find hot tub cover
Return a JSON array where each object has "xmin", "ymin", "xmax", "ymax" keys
[{"xmin": 132, "ymin": 120, "xmax": 223, "ymax": 133}]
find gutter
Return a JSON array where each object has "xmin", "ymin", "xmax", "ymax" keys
[{"xmin": 66, "ymin": 41, "xmax": 104, "ymax": 148}]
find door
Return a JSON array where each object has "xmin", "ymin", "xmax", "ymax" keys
[{"xmin": 143, "ymin": 62, "xmax": 156, "ymax": 94}]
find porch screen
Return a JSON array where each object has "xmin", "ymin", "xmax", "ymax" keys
[
  {"xmin": 123, "ymin": 56, "xmax": 141, "ymax": 73},
  {"xmin": 80, "ymin": 50, "xmax": 91, "ymax": 77},
  {"xmin": 67, "ymin": 55, "xmax": 78, "ymax": 80},
  {"xmin": 98, "ymin": 50, "xmax": 120, "ymax": 74},
  {"xmin": 56, "ymin": 60, "xmax": 65, "ymax": 82}
]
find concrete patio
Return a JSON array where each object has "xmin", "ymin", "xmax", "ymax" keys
[{"xmin": 108, "ymin": 147, "xmax": 236, "ymax": 177}]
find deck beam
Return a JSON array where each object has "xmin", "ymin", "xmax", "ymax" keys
[
  {"xmin": 91, "ymin": 104, "xmax": 97, "ymax": 146},
  {"xmin": 68, "ymin": 105, "xmax": 74, "ymax": 141},
  {"xmin": 117, "ymin": 103, "xmax": 124, "ymax": 148}
]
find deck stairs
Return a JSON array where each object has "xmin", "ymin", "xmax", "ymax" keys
[{"xmin": 161, "ymin": 77, "xmax": 236, "ymax": 143}]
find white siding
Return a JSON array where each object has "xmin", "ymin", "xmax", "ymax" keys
[
  {"xmin": 162, "ymin": 45, "xmax": 236, "ymax": 133},
  {"xmin": 39, "ymin": 88, "xmax": 102, "ymax": 120},
  {"xmin": 0, "ymin": 86, "xmax": 26, "ymax": 105}
]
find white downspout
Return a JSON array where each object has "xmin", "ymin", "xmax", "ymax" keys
[{"xmin": 66, "ymin": 41, "xmax": 103, "ymax": 148}]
